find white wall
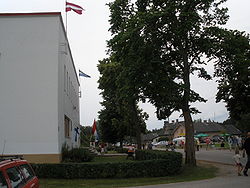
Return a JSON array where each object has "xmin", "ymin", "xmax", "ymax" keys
[
  {"xmin": 0, "ymin": 15, "xmax": 60, "ymax": 154},
  {"xmin": 57, "ymin": 19, "xmax": 80, "ymax": 151}
]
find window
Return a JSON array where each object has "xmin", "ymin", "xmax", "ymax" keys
[
  {"xmin": 19, "ymin": 164, "xmax": 34, "ymax": 182},
  {"xmin": 6, "ymin": 167, "xmax": 25, "ymax": 188},
  {"xmin": 0, "ymin": 171, "xmax": 8, "ymax": 188},
  {"xmin": 64, "ymin": 115, "xmax": 72, "ymax": 138},
  {"xmin": 64, "ymin": 65, "xmax": 66, "ymax": 91}
]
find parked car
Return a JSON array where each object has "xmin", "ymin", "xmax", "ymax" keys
[
  {"xmin": 153, "ymin": 141, "xmax": 167, "ymax": 147},
  {"xmin": 0, "ymin": 155, "xmax": 39, "ymax": 188},
  {"xmin": 212, "ymin": 135, "xmax": 222, "ymax": 142}
]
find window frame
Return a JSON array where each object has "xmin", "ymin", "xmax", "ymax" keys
[
  {"xmin": 64, "ymin": 115, "xmax": 72, "ymax": 138},
  {"xmin": 0, "ymin": 170, "xmax": 8, "ymax": 188}
]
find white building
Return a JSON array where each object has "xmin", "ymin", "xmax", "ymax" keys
[{"xmin": 0, "ymin": 12, "xmax": 81, "ymax": 163}]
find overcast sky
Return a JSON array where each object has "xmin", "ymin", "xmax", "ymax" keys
[{"xmin": 1, "ymin": 0, "xmax": 249, "ymax": 130}]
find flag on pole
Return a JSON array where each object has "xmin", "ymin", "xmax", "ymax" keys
[
  {"xmin": 79, "ymin": 70, "xmax": 91, "ymax": 78},
  {"xmin": 92, "ymin": 119, "xmax": 99, "ymax": 141},
  {"xmin": 66, "ymin": 2, "xmax": 84, "ymax": 15}
]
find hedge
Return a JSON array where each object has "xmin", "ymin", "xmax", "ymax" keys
[
  {"xmin": 61, "ymin": 147, "xmax": 95, "ymax": 162},
  {"xmin": 32, "ymin": 150, "xmax": 182, "ymax": 179},
  {"xmin": 135, "ymin": 150, "xmax": 182, "ymax": 161},
  {"xmin": 115, "ymin": 147, "xmax": 128, "ymax": 153}
]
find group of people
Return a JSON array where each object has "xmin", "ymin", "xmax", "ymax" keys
[
  {"xmin": 232, "ymin": 132, "xmax": 250, "ymax": 176},
  {"xmin": 228, "ymin": 135, "xmax": 243, "ymax": 151}
]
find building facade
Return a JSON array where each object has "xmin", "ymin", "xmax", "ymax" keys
[
  {"xmin": 0, "ymin": 13, "xmax": 80, "ymax": 163},
  {"xmin": 164, "ymin": 120, "xmax": 242, "ymax": 139}
]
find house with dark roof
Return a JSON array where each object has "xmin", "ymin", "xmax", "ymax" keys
[
  {"xmin": 141, "ymin": 133, "xmax": 159, "ymax": 144},
  {"xmin": 141, "ymin": 129, "xmax": 167, "ymax": 144},
  {"xmin": 164, "ymin": 120, "xmax": 241, "ymax": 139}
]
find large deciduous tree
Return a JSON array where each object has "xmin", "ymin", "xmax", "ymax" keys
[
  {"xmin": 98, "ymin": 58, "xmax": 147, "ymax": 146},
  {"xmin": 98, "ymin": 58, "xmax": 126, "ymax": 144},
  {"xmin": 107, "ymin": 0, "xmax": 229, "ymax": 166},
  {"xmin": 205, "ymin": 28, "xmax": 250, "ymax": 132}
]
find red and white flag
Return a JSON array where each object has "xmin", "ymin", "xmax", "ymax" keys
[
  {"xmin": 66, "ymin": 2, "xmax": 84, "ymax": 15},
  {"xmin": 92, "ymin": 119, "xmax": 98, "ymax": 140}
]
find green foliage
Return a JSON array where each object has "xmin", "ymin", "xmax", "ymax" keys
[
  {"xmin": 61, "ymin": 145, "xmax": 94, "ymax": 163},
  {"xmin": 207, "ymin": 29, "xmax": 250, "ymax": 132},
  {"xmin": 115, "ymin": 147, "xmax": 128, "ymax": 153},
  {"xmin": 107, "ymin": 0, "xmax": 230, "ymax": 118},
  {"xmin": 39, "ymin": 165, "xmax": 217, "ymax": 188},
  {"xmin": 98, "ymin": 57, "xmax": 148, "ymax": 147},
  {"xmin": 106, "ymin": 0, "xmax": 234, "ymax": 165},
  {"xmin": 32, "ymin": 151, "xmax": 182, "ymax": 179},
  {"xmin": 80, "ymin": 126, "xmax": 92, "ymax": 147}
]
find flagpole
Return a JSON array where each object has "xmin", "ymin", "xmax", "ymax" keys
[{"xmin": 65, "ymin": 0, "xmax": 68, "ymax": 35}]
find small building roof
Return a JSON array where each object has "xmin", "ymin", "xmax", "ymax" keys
[
  {"xmin": 164, "ymin": 120, "xmax": 242, "ymax": 136},
  {"xmin": 142, "ymin": 133, "xmax": 159, "ymax": 142}
]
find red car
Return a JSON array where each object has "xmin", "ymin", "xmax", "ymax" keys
[{"xmin": 0, "ymin": 155, "xmax": 39, "ymax": 188}]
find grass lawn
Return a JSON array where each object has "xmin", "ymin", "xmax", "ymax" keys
[{"xmin": 39, "ymin": 156, "xmax": 218, "ymax": 188}]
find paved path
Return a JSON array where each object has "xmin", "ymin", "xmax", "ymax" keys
[
  {"xmin": 127, "ymin": 148, "xmax": 250, "ymax": 188},
  {"xmin": 177, "ymin": 148, "xmax": 247, "ymax": 165},
  {"xmin": 128, "ymin": 174, "xmax": 250, "ymax": 188}
]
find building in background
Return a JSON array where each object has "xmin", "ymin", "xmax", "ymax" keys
[
  {"xmin": 0, "ymin": 12, "xmax": 81, "ymax": 163},
  {"xmin": 164, "ymin": 120, "xmax": 242, "ymax": 139}
]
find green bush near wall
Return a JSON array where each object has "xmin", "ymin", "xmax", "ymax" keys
[
  {"xmin": 32, "ymin": 150, "xmax": 182, "ymax": 179},
  {"xmin": 61, "ymin": 146, "xmax": 95, "ymax": 162}
]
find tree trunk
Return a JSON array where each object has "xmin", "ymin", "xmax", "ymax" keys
[
  {"xmin": 182, "ymin": 50, "xmax": 196, "ymax": 166},
  {"xmin": 131, "ymin": 100, "xmax": 142, "ymax": 149},
  {"xmin": 120, "ymin": 140, "xmax": 123, "ymax": 148},
  {"xmin": 183, "ymin": 109, "xmax": 196, "ymax": 166}
]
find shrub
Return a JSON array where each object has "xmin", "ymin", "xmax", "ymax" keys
[
  {"xmin": 62, "ymin": 146, "xmax": 94, "ymax": 162},
  {"xmin": 115, "ymin": 147, "xmax": 128, "ymax": 153},
  {"xmin": 32, "ymin": 150, "xmax": 182, "ymax": 179},
  {"xmin": 32, "ymin": 159, "xmax": 181, "ymax": 179}
]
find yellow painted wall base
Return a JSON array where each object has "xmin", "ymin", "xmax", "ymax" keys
[{"xmin": 22, "ymin": 154, "xmax": 61, "ymax": 163}]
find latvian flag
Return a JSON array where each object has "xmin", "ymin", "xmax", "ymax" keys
[
  {"xmin": 92, "ymin": 119, "xmax": 99, "ymax": 140},
  {"xmin": 66, "ymin": 2, "xmax": 84, "ymax": 15}
]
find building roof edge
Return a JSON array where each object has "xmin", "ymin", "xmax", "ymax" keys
[{"xmin": 0, "ymin": 12, "xmax": 61, "ymax": 16}]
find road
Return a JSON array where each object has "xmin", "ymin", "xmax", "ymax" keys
[
  {"xmin": 127, "ymin": 148, "xmax": 250, "ymax": 188},
  {"xmin": 177, "ymin": 148, "xmax": 248, "ymax": 165}
]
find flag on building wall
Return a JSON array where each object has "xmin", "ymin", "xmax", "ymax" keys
[
  {"xmin": 79, "ymin": 70, "xmax": 91, "ymax": 78},
  {"xmin": 66, "ymin": 2, "xmax": 84, "ymax": 14},
  {"xmin": 92, "ymin": 119, "xmax": 99, "ymax": 140},
  {"xmin": 74, "ymin": 127, "xmax": 80, "ymax": 142}
]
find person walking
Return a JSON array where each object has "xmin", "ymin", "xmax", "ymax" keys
[
  {"xmin": 205, "ymin": 137, "xmax": 211, "ymax": 150},
  {"xmin": 228, "ymin": 136, "xmax": 233, "ymax": 151},
  {"xmin": 127, "ymin": 144, "xmax": 135, "ymax": 160},
  {"xmin": 232, "ymin": 147, "xmax": 243, "ymax": 176},
  {"xmin": 243, "ymin": 132, "xmax": 250, "ymax": 176},
  {"xmin": 148, "ymin": 142, "xmax": 153, "ymax": 150}
]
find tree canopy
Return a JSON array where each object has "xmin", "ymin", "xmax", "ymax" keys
[
  {"xmin": 205, "ymin": 28, "xmax": 250, "ymax": 132},
  {"xmin": 97, "ymin": 0, "xmax": 249, "ymax": 166},
  {"xmin": 98, "ymin": 58, "xmax": 147, "ymax": 146},
  {"xmin": 107, "ymin": 0, "xmax": 230, "ymax": 166}
]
